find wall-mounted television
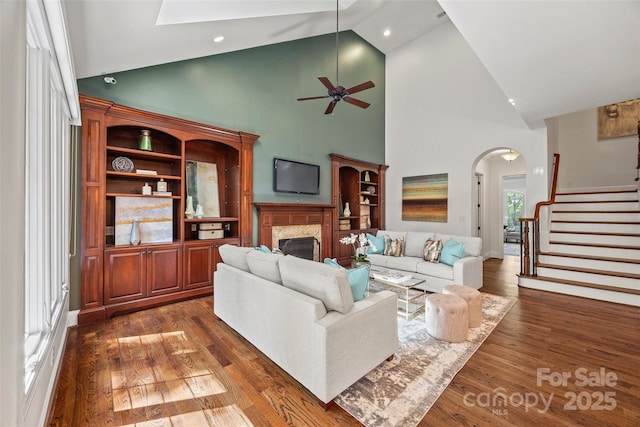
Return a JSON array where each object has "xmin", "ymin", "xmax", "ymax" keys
[{"xmin": 273, "ymin": 158, "xmax": 320, "ymax": 195}]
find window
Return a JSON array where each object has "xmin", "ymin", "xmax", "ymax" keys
[
  {"xmin": 504, "ymin": 191, "xmax": 524, "ymax": 230},
  {"xmin": 24, "ymin": 0, "xmax": 72, "ymax": 392}
]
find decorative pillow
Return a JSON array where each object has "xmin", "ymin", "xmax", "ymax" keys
[
  {"xmin": 383, "ymin": 235, "xmax": 404, "ymax": 257},
  {"xmin": 346, "ymin": 264, "xmax": 370, "ymax": 301},
  {"xmin": 423, "ymin": 239, "xmax": 443, "ymax": 263},
  {"xmin": 323, "ymin": 257, "xmax": 342, "ymax": 269},
  {"xmin": 404, "ymin": 232, "xmax": 434, "ymax": 257},
  {"xmin": 324, "ymin": 258, "xmax": 369, "ymax": 302},
  {"xmin": 255, "ymin": 244, "xmax": 271, "ymax": 253},
  {"xmin": 218, "ymin": 244, "xmax": 252, "ymax": 271},
  {"xmin": 279, "ymin": 255, "xmax": 354, "ymax": 313},
  {"xmin": 439, "ymin": 238, "xmax": 466, "ymax": 266},
  {"xmin": 367, "ymin": 233, "xmax": 385, "ymax": 254},
  {"xmin": 246, "ymin": 250, "xmax": 284, "ymax": 284}
]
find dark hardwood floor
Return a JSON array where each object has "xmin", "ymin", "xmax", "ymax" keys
[{"xmin": 48, "ymin": 256, "xmax": 640, "ymax": 426}]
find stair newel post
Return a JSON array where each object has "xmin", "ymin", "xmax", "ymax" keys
[
  {"xmin": 521, "ymin": 219, "xmax": 531, "ymax": 277},
  {"xmin": 533, "ymin": 219, "xmax": 539, "ymax": 276}
]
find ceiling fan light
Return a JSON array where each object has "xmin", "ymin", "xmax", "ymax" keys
[{"xmin": 501, "ymin": 150, "xmax": 520, "ymax": 162}]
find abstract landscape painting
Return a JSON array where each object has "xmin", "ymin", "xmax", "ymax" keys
[{"xmin": 402, "ymin": 173, "xmax": 448, "ymax": 222}]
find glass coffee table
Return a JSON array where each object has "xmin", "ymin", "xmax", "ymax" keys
[{"xmin": 367, "ymin": 267, "xmax": 427, "ymax": 318}]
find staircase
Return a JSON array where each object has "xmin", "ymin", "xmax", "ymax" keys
[{"xmin": 518, "ymin": 185, "xmax": 640, "ymax": 306}]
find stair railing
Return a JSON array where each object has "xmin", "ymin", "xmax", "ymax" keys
[
  {"xmin": 519, "ymin": 153, "xmax": 560, "ymax": 277},
  {"xmin": 635, "ymin": 121, "xmax": 639, "ymax": 182}
]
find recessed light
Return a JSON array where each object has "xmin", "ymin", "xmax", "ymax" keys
[
  {"xmin": 213, "ymin": 36, "xmax": 224, "ymax": 43},
  {"xmin": 383, "ymin": 29, "xmax": 391, "ymax": 37},
  {"xmin": 508, "ymin": 98, "xmax": 516, "ymax": 106}
]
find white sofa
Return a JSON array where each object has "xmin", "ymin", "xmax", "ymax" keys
[
  {"xmin": 367, "ymin": 230, "xmax": 483, "ymax": 293},
  {"xmin": 213, "ymin": 245, "xmax": 399, "ymax": 407}
]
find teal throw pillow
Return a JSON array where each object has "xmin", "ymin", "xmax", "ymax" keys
[
  {"xmin": 439, "ymin": 238, "xmax": 466, "ymax": 266},
  {"xmin": 255, "ymin": 245, "xmax": 271, "ymax": 253},
  {"xmin": 346, "ymin": 264, "xmax": 370, "ymax": 301},
  {"xmin": 323, "ymin": 257, "xmax": 342, "ymax": 269},
  {"xmin": 324, "ymin": 258, "xmax": 369, "ymax": 301},
  {"xmin": 367, "ymin": 233, "xmax": 385, "ymax": 254}
]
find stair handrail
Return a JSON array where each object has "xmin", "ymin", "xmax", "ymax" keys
[{"xmin": 518, "ymin": 153, "xmax": 560, "ymax": 277}]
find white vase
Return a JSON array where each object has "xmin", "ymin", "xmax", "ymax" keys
[
  {"xmin": 343, "ymin": 202, "xmax": 351, "ymax": 217},
  {"xmin": 185, "ymin": 196, "xmax": 195, "ymax": 219},
  {"xmin": 195, "ymin": 204, "xmax": 204, "ymax": 218}
]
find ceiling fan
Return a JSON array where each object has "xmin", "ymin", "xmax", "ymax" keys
[{"xmin": 297, "ymin": 0, "xmax": 375, "ymax": 114}]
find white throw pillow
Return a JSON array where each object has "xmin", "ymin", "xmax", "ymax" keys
[
  {"xmin": 279, "ymin": 255, "xmax": 354, "ymax": 314},
  {"xmin": 246, "ymin": 250, "xmax": 284, "ymax": 284},
  {"xmin": 218, "ymin": 244, "xmax": 252, "ymax": 271}
]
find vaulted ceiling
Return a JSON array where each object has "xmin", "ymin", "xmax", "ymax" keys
[{"xmin": 64, "ymin": 0, "xmax": 640, "ymax": 128}]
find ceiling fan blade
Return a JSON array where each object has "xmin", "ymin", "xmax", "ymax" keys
[
  {"xmin": 344, "ymin": 96, "xmax": 370, "ymax": 109},
  {"xmin": 345, "ymin": 81, "xmax": 375, "ymax": 95},
  {"xmin": 297, "ymin": 95, "xmax": 330, "ymax": 101},
  {"xmin": 318, "ymin": 76, "xmax": 336, "ymax": 91},
  {"xmin": 324, "ymin": 101, "xmax": 337, "ymax": 115}
]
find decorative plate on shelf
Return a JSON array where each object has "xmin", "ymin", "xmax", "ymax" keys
[
  {"xmin": 112, "ymin": 156, "xmax": 134, "ymax": 173},
  {"xmin": 367, "ymin": 185, "xmax": 376, "ymax": 194}
]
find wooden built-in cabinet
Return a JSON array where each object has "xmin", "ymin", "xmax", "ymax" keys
[
  {"xmin": 330, "ymin": 154, "xmax": 388, "ymax": 266},
  {"xmin": 79, "ymin": 95, "xmax": 258, "ymax": 324}
]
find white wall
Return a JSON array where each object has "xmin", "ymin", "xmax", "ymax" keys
[
  {"xmin": 547, "ymin": 108, "xmax": 637, "ymax": 189},
  {"xmin": 385, "ymin": 21, "xmax": 548, "ymax": 254}
]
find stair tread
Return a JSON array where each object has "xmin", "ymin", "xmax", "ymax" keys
[
  {"xmin": 554, "ymin": 200, "xmax": 639, "ymax": 204},
  {"xmin": 521, "ymin": 275, "xmax": 640, "ymax": 296},
  {"xmin": 536, "ymin": 263, "xmax": 640, "ymax": 279},
  {"xmin": 539, "ymin": 251, "xmax": 640, "ymax": 265},
  {"xmin": 551, "ymin": 220, "xmax": 640, "ymax": 225},
  {"xmin": 549, "ymin": 240, "xmax": 640, "ymax": 250},
  {"xmin": 549, "ymin": 230, "xmax": 640, "ymax": 237},
  {"xmin": 552, "ymin": 210, "xmax": 640, "ymax": 214},
  {"xmin": 556, "ymin": 189, "xmax": 638, "ymax": 196}
]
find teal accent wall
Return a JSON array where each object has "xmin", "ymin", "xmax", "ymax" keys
[{"xmin": 77, "ymin": 31, "xmax": 385, "ymax": 207}]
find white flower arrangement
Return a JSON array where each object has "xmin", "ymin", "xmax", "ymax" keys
[{"xmin": 339, "ymin": 232, "xmax": 370, "ymax": 262}]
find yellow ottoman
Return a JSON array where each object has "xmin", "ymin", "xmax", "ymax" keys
[
  {"xmin": 444, "ymin": 285, "xmax": 483, "ymax": 328},
  {"xmin": 425, "ymin": 293, "xmax": 468, "ymax": 342}
]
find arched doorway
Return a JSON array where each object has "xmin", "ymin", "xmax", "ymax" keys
[{"xmin": 473, "ymin": 148, "xmax": 527, "ymax": 259}]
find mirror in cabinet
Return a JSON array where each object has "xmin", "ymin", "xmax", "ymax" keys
[{"xmin": 183, "ymin": 139, "xmax": 241, "ymax": 241}]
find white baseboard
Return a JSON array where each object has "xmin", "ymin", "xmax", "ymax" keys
[{"xmin": 67, "ymin": 309, "xmax": 79, "ymax": 327}]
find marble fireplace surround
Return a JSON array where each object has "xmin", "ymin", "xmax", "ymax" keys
[{"xmin": 254, "ymin": 203, "xmax": 335, "ymax": 261}]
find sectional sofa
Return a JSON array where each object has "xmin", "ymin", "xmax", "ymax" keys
[
  {"xmin": 213, "ymin": 244, "xmax": 399, "ymax": 407},
  {"xmin": 366, "ymin": 230, "xmax": 483, "ymax": 293}
]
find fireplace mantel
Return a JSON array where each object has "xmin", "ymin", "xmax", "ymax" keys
[{"xmin": 254, "ymin": 203, "xmax": 335, "ymax": 260}]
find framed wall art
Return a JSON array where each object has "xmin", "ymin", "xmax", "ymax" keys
[
  {"xmin": 597, "ymin": 98, "xmax": 640, "ymax": 140},
  {"xmin": 402, "ymin": 173, "xmax": 448, "ymax": 222}
]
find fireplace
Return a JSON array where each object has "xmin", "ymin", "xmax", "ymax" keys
[
  {"xmin": 254, "ymin": 203, "xmax": 335, "ymax": 261},
  {"xmin": 279, "ymin": 236, "xmax": 319, "ymax": 261}
]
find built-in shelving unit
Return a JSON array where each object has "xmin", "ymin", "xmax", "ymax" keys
[
  {"xmin": 330, "ymin": 153, "xmax": 388, "ymax": 266},
  {"xmin": 79, "ymin": 95, "xmax": 258, "ymax": 324}
]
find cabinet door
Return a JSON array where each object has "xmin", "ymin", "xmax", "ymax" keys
[
  {"xmin": 147, "ymin": 245, "xmax": 183, "ymax": 296},
  {"xmin": 104, "ymin": 248, "xmax": 146, "ymax": 304},
  {"xmin": 184, "ymin": 243, "xmax": 214, "ymax": 290}
]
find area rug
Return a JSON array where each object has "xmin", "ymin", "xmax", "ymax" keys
[{"xmin": 334, "ymin": 293, "xmax": 516, "ymax": 427}]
